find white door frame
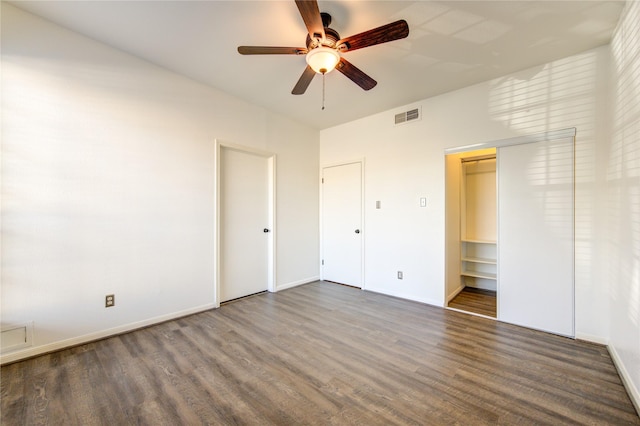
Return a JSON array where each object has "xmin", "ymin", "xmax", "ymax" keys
[
  {"xmin": 444, "ymin": 128, "xmax": 576, "ymax": 154},
  {"xmin": 320, "ymin": 159, "xmax": 365, "ymax": 288},
  {"xmin": 214, "ymin": 140, "xmax": 276, "ymax": 308}
]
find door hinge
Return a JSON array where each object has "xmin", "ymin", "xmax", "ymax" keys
[
  {"xmin": 322, "ymin": 178, "xmax": 324, "ymax": 183},
  {"xmin": 322, "ymin": 259, "xmax": 324, "ymax": 265}
]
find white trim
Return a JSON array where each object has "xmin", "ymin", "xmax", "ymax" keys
[
  {"xmin": 214, "ymin": 139, "xmax": 221, "ymax": 307},
  {"xmin": 321, "ymin": 159, "xmax": 365, "ymax": 169},
  {"xmin": 446, "ymin": 306, "xmax": 496, "ymax": 320},
  {"xmin": 575, "ymin": 333, "xmax": 608, "ymax": 346},
  {"xmin": 1, "ymin": 322, "xmax": 34, "ymax": 353},
  {"xmin": 320, "ymin": 159, "xmax": 366, "ymax": 289},
  {"xmin": 360, "ymin": 159, "xmax": 366, "ymax": 290},
  {"xmin": 446, "ymin": 284, "xmax": 465, "ymax": 303},
  {"xmin": 365, "ymin": 288, "xmax": 444, "ymax": 308},
  {"xmin": 0, "ymin": 304, "xmax": 215, "ymax": 365},
  {"xmin": 214, "ymin": 140, "xmax": 277, "ymax": 308},
  {"xmin": 276, "ymin": 276, "xmax": 320, "ymax": 292},
  {"xmin": 270, "ymin": 156, "xmax": 277, "ymax": 293},
  {"xmin": 215, "ymin": 140, "xmax": 275, "ymax": 158},
  {"xmin": 608, "ymin": 344, "xmax": 640, "ymax": 416},
  {"xmin": 495, "ymin": 151, "xmax": 501, "ymax": 323},
  {"xmin": 444, "ymin": 128, "xmax": 577, "ymax": 154}
]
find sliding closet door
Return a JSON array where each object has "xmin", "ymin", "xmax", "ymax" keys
[{"xmin": 498, "ymin": 136, "xmax": 574, "ymax": 337}]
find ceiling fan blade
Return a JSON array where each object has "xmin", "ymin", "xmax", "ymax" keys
[
  {"xmin": 336, "ymin": 58, "xmax": 377, "ymax": 91},
  {"xmin": 295, "ymin": 0, "xmax": 325, "ymax": 41},
  {"xmin": 292, "ymin": 65, "xmax": 316, "ymax": 95},
  {"xmin": 238, "ymin": 46, "xmax": 307, "ymax": 55},
  {"xmin": 337, "ymin": 20, "xmax": 409, "ymax": 52}
]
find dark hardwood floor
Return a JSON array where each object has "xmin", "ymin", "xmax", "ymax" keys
[
  {"xmin": 2, "ymin": 281, "xmax": 638, "ymax": 425},
  {"xmin": 448, "ymin": 287, "xmax": 497, "ymax": 317}
]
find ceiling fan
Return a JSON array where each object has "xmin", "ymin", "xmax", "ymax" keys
[{"xmin": 237, "ymin": 0, "xmax": 409, "ymax": 96}]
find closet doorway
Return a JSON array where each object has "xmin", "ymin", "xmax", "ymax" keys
[
  {"xmin": 446, "ymin": 148, "xmax": 497, "ymax": 318},
  {"xmin": 444, "ymin": 129, "xmax": 575, "ymax": 337}
]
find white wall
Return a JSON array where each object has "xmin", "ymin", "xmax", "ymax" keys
[
  {"xmin": 608, "ymin": 0, "xmax": 640, "ymax": 412},
  {"xmin": 321, "ymin": 45, "xmax": 611, "ymax": 336},
  {"xmin": 1, "ymin": 4, "xmax": 319, "ymax": 363}
]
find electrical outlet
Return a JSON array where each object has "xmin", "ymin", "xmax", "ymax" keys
[
  {"xmin": 397, "ymin": 271, "xmax": 403, "ymax": 280},
  {"xmin": 105, "ymin": 294, "xmax": 115, "ymax": 308}
]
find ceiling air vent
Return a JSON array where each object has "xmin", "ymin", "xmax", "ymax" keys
[{"xmin": 394, "ymin": 107, "xmax": 421, "ymax": 125}]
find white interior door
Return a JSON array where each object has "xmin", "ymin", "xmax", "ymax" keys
[
  {"xmin": 322, "ymin": 162, "xmax": 362, "ymax": 287},
  {"xmin": 220, "ymin": 147, "xmax": 271, "ymax": 302},
  {"xmin": 498, "ymin": 136, "xmax": 574, "ymax": 336}
]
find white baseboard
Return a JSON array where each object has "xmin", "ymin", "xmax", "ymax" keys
[
  {"xmin": 608, "ymin": 344, "xmax": 640, "ymax": 416},
  {"xmin": 364, "ymin": 287, "xmax": 444, "ymax": 308},
  {"xmin": 0, "ymin": 303, "xmax": 216, "ymax": 365},
  {"xmin": 276, "ymin": 276, "xmax": 320, "ymax": 292},
  {"xmin": 575, "ymin": 332, "xmax": 608, "ymax": 346},
  {"xmin": 447, "ymin": 284, "xmax": 465, "ymax": 303},
  {"xmin": 401, "ymin": 294, "xmax": 444, "ymax": 307}
]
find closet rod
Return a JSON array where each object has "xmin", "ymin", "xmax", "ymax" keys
[{"xmin": 461, "ymin": 155, "xmax": 496, "ymax": 163}]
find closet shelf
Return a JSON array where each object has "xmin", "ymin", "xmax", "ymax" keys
[
  {"xmin": 461, "ymin": 238, "xmax": 496, "ymax": 244},
  {"xmin": 461, "ymin": 270, "xmax": 497, "ymax": 280},
  {"xmin": 462, "ymin": 256, "xmax": 496, "ymax": 265}
]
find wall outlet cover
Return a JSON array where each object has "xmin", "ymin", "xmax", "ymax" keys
[{"xmin": 105, "ymin": 294, "xmax": 115, "ymax": 307}]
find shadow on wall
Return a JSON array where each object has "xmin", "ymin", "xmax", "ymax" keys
[
  {"xmin": 487, "ymin": 50, "xmax": 602, "ymax": 327},
  {"xmin": 609, "ymin": 2, "xmax": 640, "ymax": 329}
]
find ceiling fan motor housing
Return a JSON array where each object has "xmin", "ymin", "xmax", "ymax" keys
[{"xmin": 306, "ymin": 13, "xmax": 342, "ymax": 49}]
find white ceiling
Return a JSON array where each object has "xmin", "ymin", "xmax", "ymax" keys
[{"xmin": 10, "ymin": 1, "xmax": 624, "ymax": 129}]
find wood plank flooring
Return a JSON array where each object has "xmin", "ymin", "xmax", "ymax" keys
[
  {"xmin": 2, "ymin": 281, "xmax": 638, "ymax": 425},
  {"xmin": 448, "ymin": 287, "xmax": 497, "ymax": 317}
]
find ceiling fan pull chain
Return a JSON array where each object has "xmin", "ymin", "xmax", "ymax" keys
[{"xmin": 322, "ymin": 73, "xmax": 326, "ymax": 110}]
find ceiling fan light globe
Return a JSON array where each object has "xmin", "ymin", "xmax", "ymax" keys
[{"xmin": 306, "ymin": 47, "xmax": 340, "ymax": 74}]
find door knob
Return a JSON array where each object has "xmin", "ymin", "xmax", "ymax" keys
[
  {"xmin": 355, "ymin": 229, "xmax": 360, "ymax": 234},
  {"xmin": 263, "ymin": 228, "xmax": 270, "ymax": 233}
]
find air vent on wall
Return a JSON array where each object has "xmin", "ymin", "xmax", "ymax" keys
[{"xmin": 394, "ymin": 107, "xmax": 421, "ymax": 125}]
